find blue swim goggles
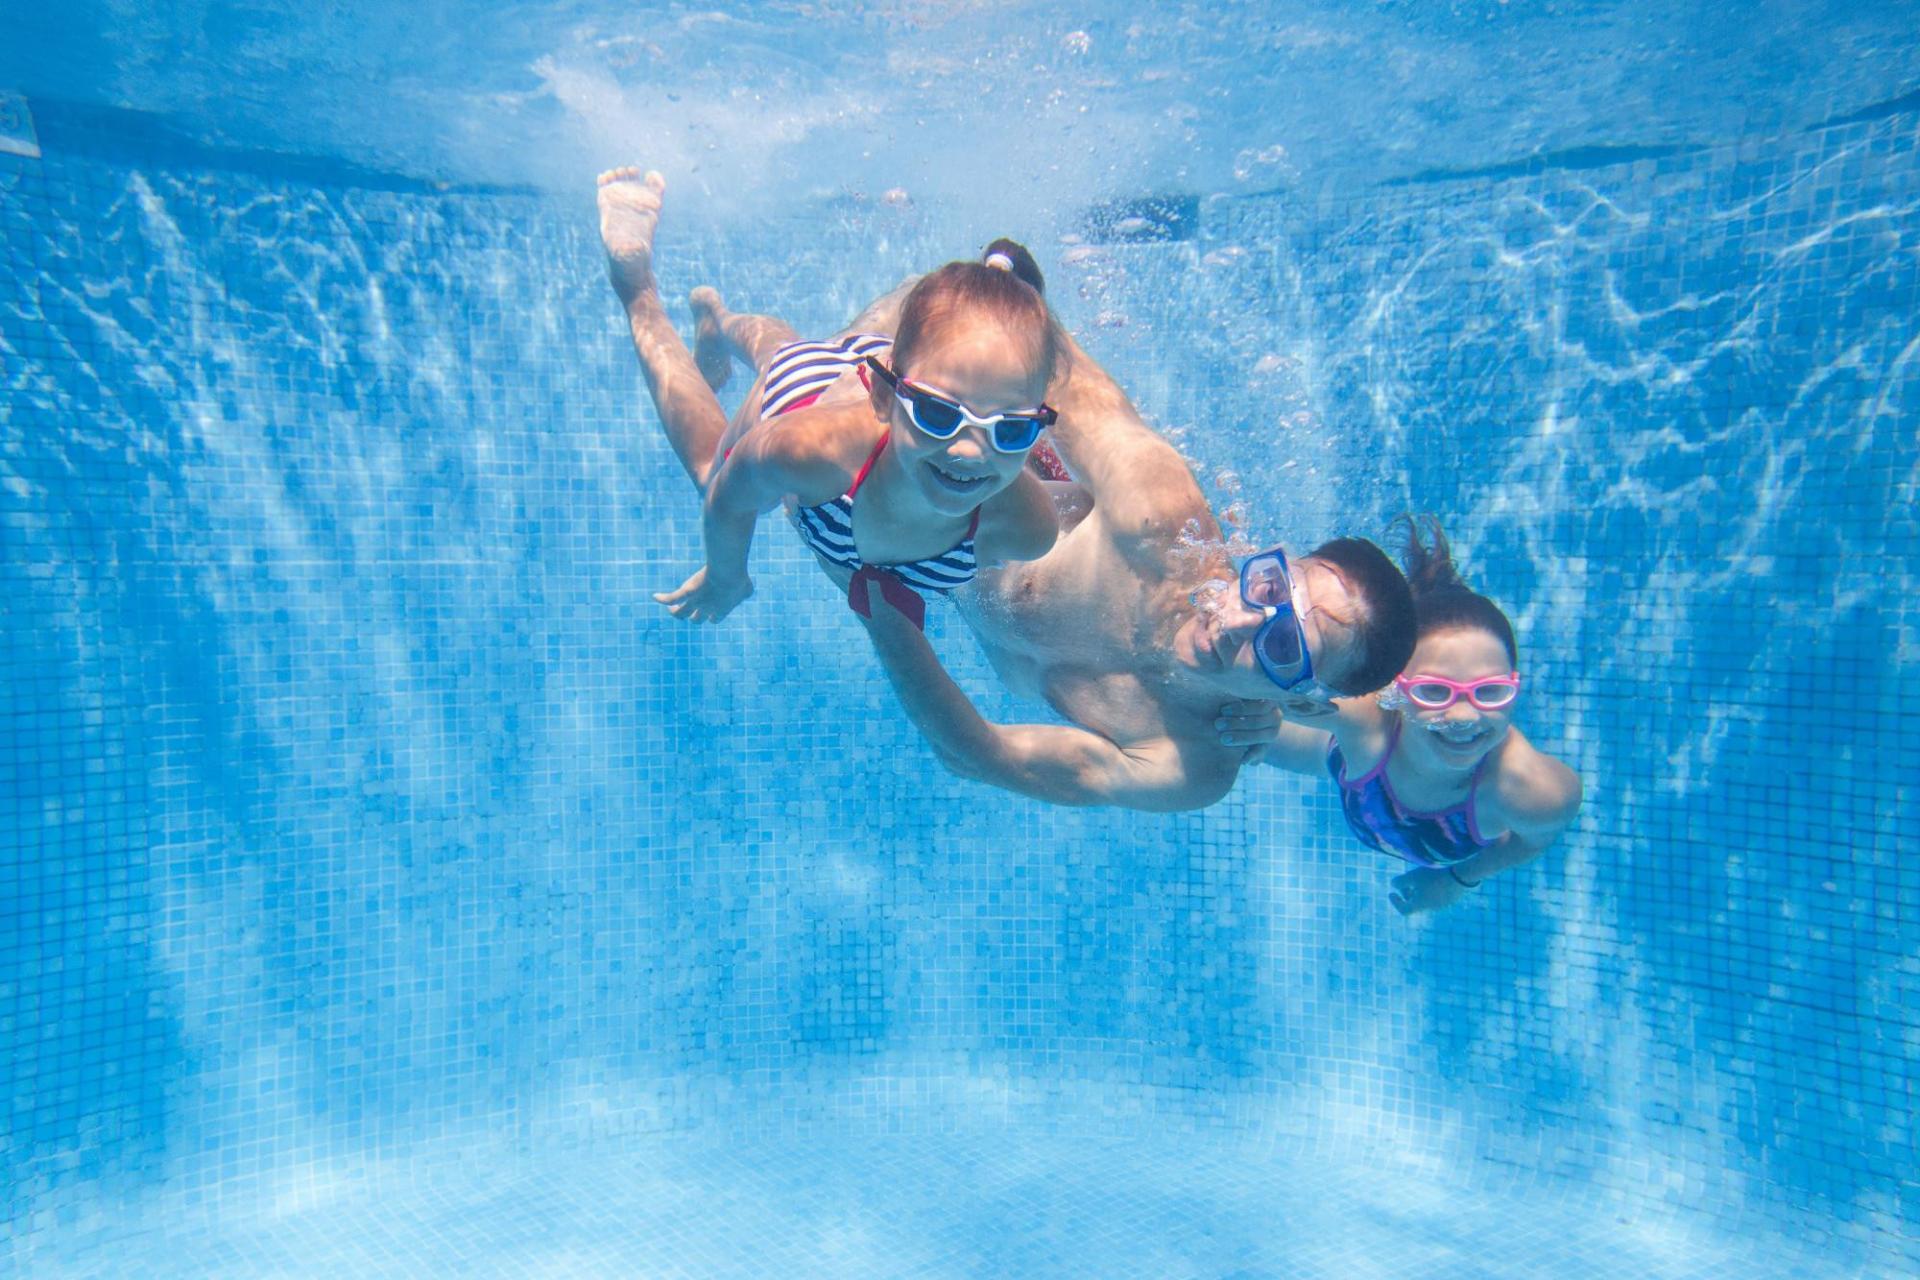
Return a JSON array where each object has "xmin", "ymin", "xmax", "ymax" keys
[
  {"xmin": 865, "ymin": 355, "xmax": 1057, "ymax": 454},
  {"xmin": 1240, "ymin": 548, "xmax": 1341, "ymax": 706}
]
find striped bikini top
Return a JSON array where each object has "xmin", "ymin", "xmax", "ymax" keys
[
  {"xmin": 758, "ymin": 332, "xmax": 980, "ymax": 629},
  {"xmin": 790, "ymin": 433, "xmax": 981, "ymax": 596},
  {"xmin": 761, "ymin": 331, "xmax": 893, "ymax": 416},
  {"xmin": 1326, "ymin": 718, "xmax": 1495, "ymax": 868}
]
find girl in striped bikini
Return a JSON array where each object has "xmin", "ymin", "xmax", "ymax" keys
[{"xmin": 596, "ymin": 167, "xmax": 1060, "ymax": 630}]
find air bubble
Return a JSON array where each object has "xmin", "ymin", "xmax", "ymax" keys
[{"xmin": 1233, "ymin": 144, "xmax": 1293, "ymax": 181}]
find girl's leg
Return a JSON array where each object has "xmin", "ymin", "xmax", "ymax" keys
[
  {"xmin": 690, "ymin": 272, "xmax": 922, "ymax": 387},
  {"xmin": 689, "ymin": 286, "xmax": 799, "ymax": 385},
  {"xmin": 688, "ymin": 274, "xmax": 922, "ymax": 466},
  {"xmin": 597, "ymin": 167, "xmax": 729, "ymax": 493}
]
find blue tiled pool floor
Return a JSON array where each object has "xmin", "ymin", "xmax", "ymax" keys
[{"xmin": 24, "ymin": 1118, "xmax": 1883, "ymax": 1279}]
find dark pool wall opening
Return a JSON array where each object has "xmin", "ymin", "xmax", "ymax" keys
[{"xmin": 2, "ymin": 106, "xmax": 1915, "ymax": 1270}]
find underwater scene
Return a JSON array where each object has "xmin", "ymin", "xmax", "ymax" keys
[{"xmin": 2, "ymin": 3, "xmax": 1916, "ymax": 1276}]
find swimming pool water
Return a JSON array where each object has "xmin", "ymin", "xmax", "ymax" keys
[{"xmin": 3, "ymin": 29, "xmax": 1918, "ymax": 1280}]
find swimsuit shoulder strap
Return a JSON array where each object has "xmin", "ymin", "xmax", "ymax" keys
[
  {"xmin": 1466, "ymin": 744, "xmax": 1495, "ymax": 794},
  {"xmin": 1367, "ymin": 716, "xmax": 1404, "ymax": 784},
  {"xmin": 843, "ymin": 431, "xmax": 891, "ymax": 501},
  {"xmin": 1459, "ymin": 742, "xmax": 1499, "ymax": 843},
  {"xmin": 1335, "ymin": 717, "xmax": 1399, "ymax": 789}
]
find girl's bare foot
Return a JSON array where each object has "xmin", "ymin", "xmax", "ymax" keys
[
  {"xmin": 688, "ymin": 286, "xmax": 735, "ymax": 390},
  {"xmin": 596, "ymin": 167, "xmax": 666, "ymax": 308}
]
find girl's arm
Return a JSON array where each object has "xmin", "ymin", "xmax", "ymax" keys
[
  {"xmin": 1215, "ymin": 694, "xmax": 1391, "ymax": 775},
  {"xmin": 1389, "ymin": 736, "xmax": 1582, "ymax": 915},
  {"xmin": 1450, "ymin": 737, "xmax": 1584, "ymax": 883},
  {"xmin": 654, "ymin": 417, "xmax": 846, "ymax": 622}
]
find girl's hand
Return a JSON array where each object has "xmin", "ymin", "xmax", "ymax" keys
[
  {"xmin": 654, "ymin": 566, "xmax": 753, "ymax": 623},
  {"xmin": 1388, "ymin": 865, "xmax": 1470, "ymax": 916},
  {"xmin": 1214, "ymin": 700, "xmax": 1281, "ymax": 761}
]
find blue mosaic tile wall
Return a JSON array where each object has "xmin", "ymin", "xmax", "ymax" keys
[
  {"xmin": 3, "ymin": 105, "xmax": 1915, "ymax": 1270},
  {"xmin": 1089, "ymin": 113, "xmax": 1919, "ymax": 1264}
]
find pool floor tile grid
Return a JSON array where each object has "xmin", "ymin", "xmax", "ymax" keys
[{"xmin": 20, "ymin": 1120, "xmax": 1885, "ymax": 1280}]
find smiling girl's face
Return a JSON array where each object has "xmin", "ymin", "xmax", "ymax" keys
[
  {"xmin": 874, "ymin": 321, "xmax": 1050, "ymax": 517},
  {"xmin": 1391, "ymin": 626, "xmax": 1518, "ymax": 774}
]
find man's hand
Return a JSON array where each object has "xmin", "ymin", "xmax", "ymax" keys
[
  {"xmin": 654, "ymin": 565, "xmax": 753, "ymax": 623},
  {"xmin": 1388, "ymin": 865, "xmax": 1470, "ymax": 916},
  {"xmin": 1214, "ymin": 700, "xmax": 1282, "ymax": 761},
  {"xmin": 1275, "ymin": 692, "xmax": 1342, "ymax": 721}
]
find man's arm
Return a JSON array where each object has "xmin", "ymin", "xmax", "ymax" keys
[
  {"xmin": 1217, "ymin": 696, "xmax": 1386, "ymax": 775},
  {"xmin": 857, "ymin": 585, "xmax": 1225, "ymax": 812},
  {"xmin": 1256, "ymin": 718, "xmax": 1338, "ymax": 774},
  {"xmin": 1044, "ymin": 330, "xmax": 1216, "ymax": 550},
  {"xmin": 840, "ymin": 275, "xmax": 921, "ymax": 336}
]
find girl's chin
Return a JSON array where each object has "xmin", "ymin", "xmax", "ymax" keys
[
  {"xmin": 922, "ymin": 458, "xmax": 996, "ymax": 502},
  {"xmin": 1417, "ymin": 725, "xmax": 1503, "ymax": 763}
]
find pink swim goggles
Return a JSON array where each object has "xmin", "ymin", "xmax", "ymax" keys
[{"xmin": 1393, "ymin": 672, "xmax": 1521, "ymax": 711}]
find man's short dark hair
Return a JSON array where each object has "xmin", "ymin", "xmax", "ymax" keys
[{"xmin": 1308, "ymin": 536, "xmax": 1417, "ymax": 696}]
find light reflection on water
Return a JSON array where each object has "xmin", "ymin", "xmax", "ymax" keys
[{"xmin": 1, "ymin": 2, "xmax": 1916, "ymax": 209}]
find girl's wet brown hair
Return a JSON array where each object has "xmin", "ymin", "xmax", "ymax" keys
[
  {"xmin": 1397, "ymin": 514, "xmax": 1519, "ymax": 666},
  {"xmin": 890, "ymin": 259, "xmax": 1061, "ymax": 388}
]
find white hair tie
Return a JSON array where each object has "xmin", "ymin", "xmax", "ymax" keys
[{"xmin": 984, "ymin": 252, "xmax": 1015, "ymax": 272}]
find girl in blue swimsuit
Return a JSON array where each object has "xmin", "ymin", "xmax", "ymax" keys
[{"xmin": 1228, "ymin": 517, "xmax": 1584, "ymax": 915}]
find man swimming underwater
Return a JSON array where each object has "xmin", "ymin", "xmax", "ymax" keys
[
  {"xmin": 600, "ymin": 167, "xmax": 1417, "ymax": 812},
  {"xmin": 852, "ymin": 321, "xmax": 1418, "ymax": 811}
]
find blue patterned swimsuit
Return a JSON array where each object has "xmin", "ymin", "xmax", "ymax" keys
[{"xmin": 1327, "ymin": 719, "xmax": 1495, "ymax": 867}]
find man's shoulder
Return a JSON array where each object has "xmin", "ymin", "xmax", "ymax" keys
[
  {"xmin": 1106, "ymin": 436, "xmax": 1213, "ymax": 530},
  {"xmin": 1077, "ymin": 487, "xmax": 1218, "ymax": 579},
  {"xmin": 1155, "ymin": 731, "xmax": 1247, "ymax": 808}
]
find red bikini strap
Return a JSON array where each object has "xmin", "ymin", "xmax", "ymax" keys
[
  {"xmin": 844, "ymin": 432, "xmax": 891, "ymax": 500},
  {"xmin": 965, "ymin": 508, "xmax": 981, "ymax": 538},
  {"xmin": 846, "ymin": 565, "xmax": 926, "ymax": 631}
]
